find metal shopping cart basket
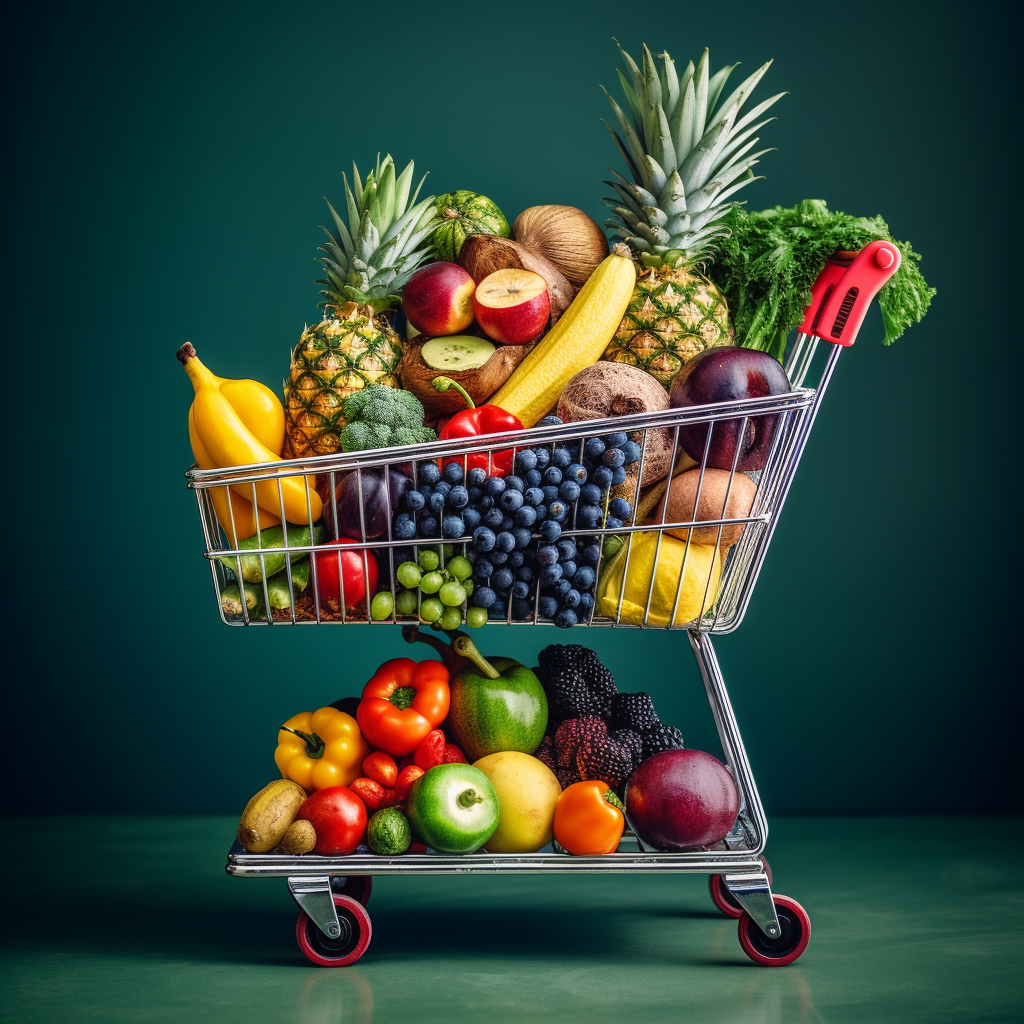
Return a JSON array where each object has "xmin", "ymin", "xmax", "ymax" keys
[{"xmin": 186, "ymin": 241, "xmax": 900, "ymax": 967}]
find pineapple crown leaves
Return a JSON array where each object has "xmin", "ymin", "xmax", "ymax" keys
[
  {"xmin": 317, "ymin": 154, "xmax": 441, "ymax": 315},
  {"xmin": 600, "ymin": 40, "xmax": 785, "ymax": 268}
]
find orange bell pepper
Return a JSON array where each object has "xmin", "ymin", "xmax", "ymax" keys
[
  {"xmin": 357, "ymin": 658, "xmax": 450, "ymax": 757},
  {"xmin": 554, "ymin": 780, "xmax": 625, "ymax": 855}
]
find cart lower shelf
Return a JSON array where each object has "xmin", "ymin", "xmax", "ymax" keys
[{"xmin": 227, "ymin": 840, "xmax": 810, "ymax": 968}]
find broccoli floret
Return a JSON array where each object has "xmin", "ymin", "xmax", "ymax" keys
[{"xmin": 340, "ymin": 385, "xmax": 437, "ymax": 452}]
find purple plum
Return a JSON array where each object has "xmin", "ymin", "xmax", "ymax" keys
[{"xmin": 670, "ymin": 348, "xmax": 790, "ymax": 471}]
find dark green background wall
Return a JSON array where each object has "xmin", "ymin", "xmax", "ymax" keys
[{"xmin": 10, "ymin": 1, "xmax": 1014, "ymax": 815}]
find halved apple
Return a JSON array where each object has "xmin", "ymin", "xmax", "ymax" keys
[{"xmin": 473, "ymin": 269, "xmax": 551, "ymax": 345}]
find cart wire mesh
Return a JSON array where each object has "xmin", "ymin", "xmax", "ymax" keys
[{"xmin": 187, "ymin": 336, "xmax": 836, "ymax": 635}]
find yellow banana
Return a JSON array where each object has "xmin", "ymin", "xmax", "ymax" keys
[
  {"xmin": 189, "ymin": 407, "xmax": 279, "ymax": 545},
  {"xmin": 178, "ymin": 344, "xmax": 323, "ymax": 525}
]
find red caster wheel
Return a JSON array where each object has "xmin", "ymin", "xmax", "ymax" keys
[
  {"xmin": 737, "ymin": 894, "xmax": 810, "ymax": 967},
  {"xmin": 296, "ymin": 894, "xmax": 372, "ymax": 967},
  {"xmin": 332, "ymin": 875, "xmax": 372, "ymax": 906},
  {"xmin": 709, "ymin": 856, "xmax": 772, "ymax": 918}
]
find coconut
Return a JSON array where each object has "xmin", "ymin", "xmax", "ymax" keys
[
  {"xmin": 512, "ymin": 205, "xmax": 609, "ymax": 287},
  {"xmin": 400, "ymin": 334, "xmax": 533, "ymax": 417},
  {"xmin": 557, "ymin": 363, "xmax": 674, "ymax": 489}
]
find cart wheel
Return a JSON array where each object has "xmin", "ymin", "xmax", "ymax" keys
[
  {"xmin": 331, "ymin": 875, "xmax": 372, "ymax": 905},
  {"xmin": 737, "ymin": 894, "xmax": 810, "ymax": 967},
  {"xmin": 295, "ymin": 894, "xmax": 372, "ymax": 967},
  {"xmin": 709, "ymin": 856, "xmax": 772, "ymax": 918}
]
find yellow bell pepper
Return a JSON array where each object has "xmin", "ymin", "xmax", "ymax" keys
[{"xmin": 275, "ymin": 707, "xmax": 370, "ymax": 792}]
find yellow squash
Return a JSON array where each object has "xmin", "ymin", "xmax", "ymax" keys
[
  {"xmin": 491, "ymin": 243, "xmax": 636, "ymax": 426},
  {"xmin": 178, "ymin": 344, "xmax": 322, "ymax": 525}
]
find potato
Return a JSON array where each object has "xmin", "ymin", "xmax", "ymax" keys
[
  {"xmin": 656, "ymin": 468, "xmax": 758, "ymax": 549},
  {"xmin": 279, "ymin": 819, "xmax": 317, "ymax": 855},
  {"xmin": 236, "ymin": 779, "xmax": 307, "ymax": 853}
]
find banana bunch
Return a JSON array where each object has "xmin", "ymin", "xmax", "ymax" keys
[{"xmin": 179, "ymin": 344, "xmax": 323, "ymax": 542}]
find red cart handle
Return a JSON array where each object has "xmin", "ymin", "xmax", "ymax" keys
[{"xmin": 797, "ymin": 240, "xmax": 902, "ymax": 346}]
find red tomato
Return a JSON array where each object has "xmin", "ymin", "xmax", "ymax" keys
[
  {"xmin": 314, "ymin": 540, "xmax": 378, "ymax": 609},
  {"xmin": 298, "ymin": 786, "xmax": 367, "ymax": 855}
]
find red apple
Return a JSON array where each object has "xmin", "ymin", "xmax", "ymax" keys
[
  {"xmin": 298, "ymin": 785, "xmax": 367, "ymax": 855},
  {"xmin": 402, "ymin": 262, "xmax": 476, "ymax": 337},
  {"xmin": 473, "ymin": 269, "xmax": 550, "ymax": 345}
]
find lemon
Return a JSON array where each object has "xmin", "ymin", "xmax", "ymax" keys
[
  {"xmin": 598, "ymin": 533, "xmax": 721, "ymax": 627},
  {"xmin": 473, "ymin": 751, "xmax": 561, "ymax": 853}
]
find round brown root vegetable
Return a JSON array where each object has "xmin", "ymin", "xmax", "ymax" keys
[
  {"xmin": 399, "ymin": 335, "xmax": 534, "ymax": 416},
  {"xmin": 512, "ymin": 205, "xmax": 609, "ymax": 287},
  {"xmin": 657, "ymin": 468, "xmax": 758, "ymax": 548},
  {"xmin": 557, "ymin": 363, "xmax": 674, "ymax": 487},
  {"xmin": 236, "ymin": 779, "xmax": 307, "ymax": 853},
  {"xmin": 457, "ymin": 234, "xmax": 575, "ymax": 322},
  {"xmin": 279, "ymin": 818, "xmax": 317, "ymax": 855}
]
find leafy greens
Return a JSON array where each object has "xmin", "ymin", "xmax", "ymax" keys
[{"xmin": 708, "ymin": 199, "xmax": 935, "ymax": 362}]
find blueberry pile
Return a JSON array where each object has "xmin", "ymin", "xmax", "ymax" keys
[{"xmin": 390, "ymin": 417, "xmax": 642, "ymax": 628}]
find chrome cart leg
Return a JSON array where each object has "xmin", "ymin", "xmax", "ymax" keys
[
  {"xmin": 723, "ymin": 869, "xmax": 781, "ymax": 940},
  {"xmin": 288, "ymin": 875, "xmax": 342, "ymax": 939},
  {"xmin": 688, "ymin": 631, "xmax": 781, "ymax": 939},
  {"xmin": 687, "ymin": 630, "xmax": 769, "ymax": 851}
]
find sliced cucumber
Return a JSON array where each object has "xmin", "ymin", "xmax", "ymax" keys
[{"xmin": 421, "ymin": 335, "xmax": 495, "ymax": 371}]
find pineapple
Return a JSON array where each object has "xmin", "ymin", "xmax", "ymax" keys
[
  {"xmin": 284, "ymin": 155, "xmax": 438, "ymax": 458},
  {"xmin": 600, "ymin": 43, "xmax": 783, "ymax": 388}
]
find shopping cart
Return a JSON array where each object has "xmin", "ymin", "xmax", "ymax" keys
[{"xmin": 187, "ymin": 241, "xmax": 901, "ymax": 967}]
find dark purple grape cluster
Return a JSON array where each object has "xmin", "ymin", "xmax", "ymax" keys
[{"xmin": 389, "ymin": 416, "xmax": 643, "ymax": 627}]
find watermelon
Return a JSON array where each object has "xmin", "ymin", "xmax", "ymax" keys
[{"xmin": 433, "ymin": 191, "xmax": 509, "ymax": 262}]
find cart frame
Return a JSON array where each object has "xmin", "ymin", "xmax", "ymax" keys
[{"xmin": 195, "ymin": 241, "xmax": 902, "ymax": 966}]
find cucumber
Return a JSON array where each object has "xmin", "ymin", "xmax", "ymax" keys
[
  {"xmin": 367, "ymin": 807, "xmax": 412, "ymax": 856},
  {"xmin": 218, "ymin": 524, "xmax": 325, "ymax": 582},
  {"xmin": 221, "ymin": 584, "xmax": 262, "ymax": 619},
  {"xmin": 265, "ymin": 560, "xmax": 310, "ymax": 610},
  {"xmin": 421, "ymin": 335, "xmax": 495, "ymax": 371}
]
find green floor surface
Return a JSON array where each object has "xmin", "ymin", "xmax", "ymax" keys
[{"xmin": 1, "ymin": 816, "xmax": 1020, "ymax": 1024}]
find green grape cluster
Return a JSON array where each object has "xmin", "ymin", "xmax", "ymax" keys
[{"xmin": 386, "ymin": 546, "xmax": 486, "ymax": 630}]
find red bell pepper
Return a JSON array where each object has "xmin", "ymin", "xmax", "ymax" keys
[
  {"xmin": 357, "ymin": 658, "xmax": 451, "ymax": 756},
  {"xmin": 432, "ymin": 376, "xmax": 523, "ymax": 476}
]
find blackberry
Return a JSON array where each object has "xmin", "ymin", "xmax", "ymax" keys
[
  {"xmin": 538, "ymin": 645, "xmax": 618, "ymax": 719},
  {"xmin": 610, "ymin": 692, "xmax": 661, "ymax": 734},
  {"xmin": 642, "ymin": 724, "xmax": 685, "ymax": 759},
  {"xmin": 553, "ymin": 716, "xmax": 606, "ymax": 768},
  {"xmin": 609, "ymin": 728, "xmax": 644, "ymax": 767},
  {"xmin": 576, "ymin": 733, "xmax": 635, "ymax": 789},
  {"xmin": 534, "ymin": 735, "xmax": 556, "ymax": 773}
]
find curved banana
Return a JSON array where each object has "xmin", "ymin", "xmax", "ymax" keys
[
  {"xmin": 189, "ymin": 408, "xmax": 279, "ymax": 545},
  {"xmin": 179, "ymin": 344, "xmax": 323, "ymax": 525}
]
